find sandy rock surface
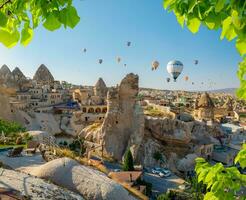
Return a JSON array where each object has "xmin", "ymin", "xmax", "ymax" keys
[
  {"xmin": 0, "ymin": 168, "xmax": 84, "ymax": 200},
  {"xmin": 21, "ymin": 157, "xmax": 136, "ymax": 200}
]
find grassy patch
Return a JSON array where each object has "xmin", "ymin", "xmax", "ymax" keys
[
  {"xmin": 54, "ymin": 148, "xmax": 109, "ymax": 174},
  {"xmin": 144, "ymin": 106, "xmax": 173, "ymax": 118},
  {"xmin": 86, "ymin": 122, "xmax": 102, "ymax": 132},
  {"xmin": 0, "ymin": 144, "xmax": 26, "ymax": 149}
]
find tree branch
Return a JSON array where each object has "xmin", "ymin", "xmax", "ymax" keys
[{"xmin": 0, "ymin": 0, "xmax": 12, "ymax": 10}]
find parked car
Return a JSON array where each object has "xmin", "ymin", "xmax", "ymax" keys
[
  {"xmin": 159, "ymin": 170, "xmax": 171, "ymax": 178},
  {"xmin": 152, "ymin": 167, "xmax": 171, "ymax": 177},
  {"xmin": 113, "ymin": 169, "xmax": 121, "ymax": 172},
  {"xmin": 151, "ymin": 167, "xmax": 162, "ymax": 174}
]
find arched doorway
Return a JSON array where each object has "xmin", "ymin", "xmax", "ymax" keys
[
  {"xmin": 88, "ymin": 108, "xmax": 94, "ymax": 113},
  {"xmin": 95, "ymin": 108, "xmax": 101, "ymax": 113}
]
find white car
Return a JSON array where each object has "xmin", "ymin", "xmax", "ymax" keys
[
  {"xmin": 159, "ymin": 170, "xmax": 171, "ymax": 178},
  {"xmin": 151, "ymin": 167, "xmax": 162, "ymax": 174}
]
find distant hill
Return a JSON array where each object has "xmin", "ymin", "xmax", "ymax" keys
[{"xmin": 206, "ymin": 88, "xmax": 237, "ymax": 95}]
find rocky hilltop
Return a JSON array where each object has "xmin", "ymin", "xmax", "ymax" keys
[{"xmin": 33, "ymin": 64, "xmax": 54, "ymax": 84}]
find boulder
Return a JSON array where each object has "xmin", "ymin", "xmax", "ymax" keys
[{"xmin": 23, "ymin": 158, "xmax": 136, "ymax": 200}]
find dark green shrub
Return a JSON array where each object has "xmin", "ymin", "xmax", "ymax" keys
[{"xmin": 122, "ymin": 149, "xmax": 134, "ymax": 171}]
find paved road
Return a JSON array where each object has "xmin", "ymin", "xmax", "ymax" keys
[
  {"xmin": 143, "ymin": 173, "xmax": 184, "ymax": 198},
  {"xmin": 91, "ymin": 156, "xmax": 185, "ymax": 199}
]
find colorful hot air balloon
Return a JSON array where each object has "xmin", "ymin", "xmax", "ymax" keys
[
  {"xmin": 194, "ymin": 60, "xmax": 199, "ymax": 65},
  {"xmin": 152, "ymin": 61, "xmax": 159, "ymax": 71},
  {"xmin": 166, "ymin": 60, "xmax": 183, "ymax": 82},
  {"xmin": 166, "ymin": 78, "xmax": 171, "ymax": 83},
  {"xmin": 184, "ymin": 76, "xmax": 189, "ymax": 81},
  {"xmin": 98, "ymin": 59, "xmax": 103, "ymax": 64},
  {"xmin": 116, "ymin": 57, "xmax": 121, "ymax": 63}
]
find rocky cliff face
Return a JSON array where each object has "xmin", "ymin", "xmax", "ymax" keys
[
  {"xmin": 100, "ymin": 73, "xmax": 144, "ymax": 161},
  {"xmin": 33, "ymin": 64, "xmax": 54, "ymax": 84},
  {"xmin": 0, "ymin": 93, "xmax": 14, "ymax": 121},
  {"xmin": 145, "ymin": 116, "xmax": 191, "ymax": 144}
]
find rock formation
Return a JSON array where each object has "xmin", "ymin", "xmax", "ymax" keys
[
  {"xmin": 0, "ymin": 93, "xmax": 14, "ymax": 120},
  {"xmin": 0, "ymin": 64, "xmax": 12, "ymax": 80},
  {"xmin": 94, "ymin": 77, "xmax": 107, "ymax": 98},
  {"xmin": 145, "ymin": 116, "xmax": 191, "ymax": 144},
  {"xmin": 196, "ymin": 92, "xmax": 214, "ymax": 121},
  {"xmin": 33, "ymin": 64, "xmax": 54, "ymax": 84},
  {"xmin": 0, "ymin": 65, "xmax": 13, "ymax": 87},
  {"xmin": 100, "ymin": 73, "xmax": 144, "ymax": 161},
  {"xmin": 0, "ymin": 168, "xmax": 84, "ymax": 200},
  {"xmin": 22, "ymin": 158, "xmax": 136, "ymax": 200},
  {"xmin": 11, "ymin": 67, "xmax": 28, "ymax": 90},
  {"xmin": 223, "ymin": 97, "xmax": 234, "ymax": 111}
]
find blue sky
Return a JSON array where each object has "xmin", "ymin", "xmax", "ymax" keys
[{"xmin": 0, "ymin": 0, "xmax": 241, "ymax": 91}]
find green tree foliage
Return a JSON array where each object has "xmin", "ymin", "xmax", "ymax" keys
[
  {"xmin": 123, "ymin": 148, "xmax": 134, "ymax": 171},
  {"xmin": 163, "ymin": 0, "xmax": 246, "ymax": 99},
  {"xmin": 0, "ymin": 119, "xmax": 25, "ymax": 135},
  {"xmin": 0, "ymin": 0, "xmax": 80, "ymax": 47},
  {"xmin": 195, "ymin": 144, "xmax": 246, "ymax": 200}
]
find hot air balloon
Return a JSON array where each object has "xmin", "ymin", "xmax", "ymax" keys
[
  {"xmin": 152, "ymin": 61, "xmax": 159, "ymax": 71},
  {"xmin": 83, "ymin": 48, "xmax": 87, "ymax": 53},
  {"xmin": 194, "ymin": 60, "xmax": 198, "ymax": 65},
  {"xmin": 127, "ymin": 41, "xmax": 131, "ymax": 47},
  {"xmin": 166, "ymin": 78, "xmax": 171, "ymax": 83},
  {"xmin": 192, "ymin": 82, "xmax": 195, "ymax": 85},
  {"xmin": 116, "ymin": 57, "xmax": 121, "ymax": 63},
  {"xmin": 184, "ymin": 76, "xmax": 189, "ymax": 81},
  {"xmin": 124, "ymin": 64, "xmax": 127, "ymax": 67},
  {"xmin": 166, "ymin": 60, "xmax": 183, "ymax": 82},
  {"xmin": 98, "ymin": 59, "xmax": 103, "ymax": 64}
]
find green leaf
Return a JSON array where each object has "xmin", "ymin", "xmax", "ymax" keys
[
  {"xmin": 204, "ymin": 192, "xmax": 219, "ymax": 200},
  {"xmin": 0, "ymin": 28, "xmax": 20, "ymax": 48},
  {"xmin": 220, "ymin": 16, "xmax": 237, "ymax": 41},
  {"xmin": 59, "ymin": 6, "xmax": 80, "ymax": 28},
  {"xmin": 163, "ymin": 0, "xmax": 175, "ymax": 9},
  {"xmin": 236, "ymin": 39, "xmax": 246, "ymax": 56},
  {"xmin": 205, "ymin": 13, "xmax": 221, "ymax": 30},
  {"xmin": 188, "ymin": 0, "xmax": 197, "ymax": 13},
  {"xmin": 21, "ymin": 25, "xmax": 33, "ymax": 46},
  {"xmin": 198, "ymin": 168, "xmax": 209, "ymax": 183},
  {"xmin": 43, "ymin": 13, "xmax": 61, "ymax": 31},
  {"xmin": 187, "ymin": 17, "xmax": 201, "ymax": 33},
  {"xmin": 0, "ymin": 12, "xmax": 8, "ymax": 27},
  {"xmin": 215, "ymin": 0, "xmax": 226, "ymax": 13}
]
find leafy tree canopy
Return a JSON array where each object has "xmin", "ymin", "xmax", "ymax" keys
[
  {"xmin": 195, "ymin": 144, "xmax": 246, "ymax": 200},
  {"xmin": 163, "ymin": 0, "xmax": 246, "ymax": 99},
  {"xmin": 0, "ymin": 0, "xmax": 80, "ymax": 47}
]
